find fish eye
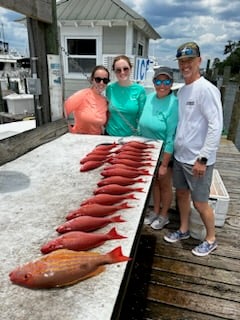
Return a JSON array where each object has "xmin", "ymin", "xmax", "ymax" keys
[{"xmin": 24, "ymin": 272, "xmax": 32, "ymax": 280}]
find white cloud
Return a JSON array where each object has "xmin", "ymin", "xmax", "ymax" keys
[
  {"xmin": 1, "ymin": 0, "xmax": 240, "ymax": 67},
  {"xmin": 122, "ymin": 0, "xmax": 240, "ymax": 67}
]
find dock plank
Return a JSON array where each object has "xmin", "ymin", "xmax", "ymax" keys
[{"xmin": 120, "ymin": 136, "xmax": 240, "ymax": 320}]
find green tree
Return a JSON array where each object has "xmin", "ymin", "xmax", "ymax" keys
[{"xmin": 215, "ymin": 41, "xmax": 240, "ymax": 76}]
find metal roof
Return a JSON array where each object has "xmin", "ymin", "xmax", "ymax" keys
[{"xmin": 56, "ymin": 0, "xmax": 161, "ymax": 40}]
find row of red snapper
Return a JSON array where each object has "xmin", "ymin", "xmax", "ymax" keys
[{"xmin": 9, "ymin": 140, "xmax": 155, "ymax": 289}]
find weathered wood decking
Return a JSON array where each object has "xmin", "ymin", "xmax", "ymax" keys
[{"xmin": 120, "ymin": 137, "xmax": 240, "ymax": 320}]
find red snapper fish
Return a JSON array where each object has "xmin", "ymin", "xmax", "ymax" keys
[
  {"xmin": 80, "ymin": 193, "xmax": 137, "ymax": 206},
  {"xmin": 80, "ymin": 160, "xmax": 104, "ymax": 172},
  {"xmin": 86, "ymin": 149, "xmax": 112, "ymax": 156},
  {"xmin": 97, "ymin": 176, "xmax": 145, "ymax": 187},
  {"xmin": 57, "ymin": 215, "xmax": 125, "ymax": 233},
  {"xmin": 102, "ymin": 164, "xmax": 149, "ymax": 173},
  {"xmin": 66, "ymin": 202, "xmax": 132, "ymax": 220},
  {"xmin": 118, "ymin": 145, "xmax": 149, "ymax": 153},
  {"xmin": 94, "ymin": 142, "xmax": 118, "ymax": 151},
  {"xmin": 41, "ymin": 227, "xmax": 127, "ymax": 253},
  {"xmin": 124, "ymin": 141, "xmax": 155, "ymax": 149},
  {"xmin": 107, "ymin": 157, "xmax": 152, "ymax": 168},
  {"xmin": 80, "ymin": 154, "xmax": 107, "ymax": 164},
  {"xmin": 114, "ymin": 153, "xmax": 152, "ymax": 162},
  {"xmin": 93, "ymin": 184, "xmax": 144, "ymax": 195},
  {"xmin": 9, "ymin": 246, "xmax": 131, "ymax": 289},
  {"xmin": 101, "ymin": 167, "xmax": 151, "ymax": 178}
]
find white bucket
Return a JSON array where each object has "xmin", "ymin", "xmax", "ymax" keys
[{"xmin": 189, "ymin": 206, "xmax": 206, "ymax": 241}]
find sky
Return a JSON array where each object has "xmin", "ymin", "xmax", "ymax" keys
[{"xmin": 1, "ymin": 0, "xmax": 240, "ymax": 69}]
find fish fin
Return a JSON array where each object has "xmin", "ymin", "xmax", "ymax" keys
[
  {"xmin": 119, "ymin": 202, "xmax": 133, "ymax": 209},
  {"xmin": 127, "ymin": 194, "xmax": 138, "ymax": 200},
  {"xmin": 111, "ymin": 215, "xmax": 126, "ymax": 223},
  {"xmin": 107, "ymin": 246, "xmax": 132, "ymax": 263},
  {"xmin": 107, "ymin": 227, "xmax": 127, "ymax": 239}
]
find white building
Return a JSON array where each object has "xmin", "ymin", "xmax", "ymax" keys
[{"xmin": 57, "ymin": 0, "xmax": 161, "ymax": 99}]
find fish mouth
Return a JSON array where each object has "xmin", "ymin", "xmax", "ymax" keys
[{"xmin": 9, "ymin": 271, "xmax": 15, "ymax": 281}]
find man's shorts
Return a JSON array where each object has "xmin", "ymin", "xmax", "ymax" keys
[{"xmin": 173, "ymin": 158, "xmax": 214, "ymax": 202}]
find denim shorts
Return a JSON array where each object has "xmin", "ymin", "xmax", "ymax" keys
[{"xmin": 173, "ymin": 158, "xmax": 214, "ymax": 202}]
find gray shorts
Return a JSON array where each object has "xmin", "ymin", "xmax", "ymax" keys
[{"xmin": 173, "ymin": 158, "xmax": 214, "ymax": 202}]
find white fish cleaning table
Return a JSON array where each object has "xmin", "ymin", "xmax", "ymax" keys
[{"xmin": 0, "ymin": 133, "xmax": 162, "ymax": 320}]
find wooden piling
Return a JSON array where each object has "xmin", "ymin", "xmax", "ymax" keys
[{"xmin": 227, "ymin": 89, "xmax": 240, "ymax": 143}]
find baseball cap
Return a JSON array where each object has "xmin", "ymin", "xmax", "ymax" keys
[
  {"xmin": 176, "ymin": 42, "xmax": 200, "ymax": 60},
  {"xmin": 153, "ymin": 66, "xmax": 173, "ymax": 79}
]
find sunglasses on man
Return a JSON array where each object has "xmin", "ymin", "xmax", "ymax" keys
[{"xmin": 176, "ymin": 47, "xmax": 200, "ymax": 59}]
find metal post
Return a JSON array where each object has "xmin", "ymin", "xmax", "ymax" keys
[{"xmin": 31, "ymin": 57, "xmax": 43, "ymax": 126}]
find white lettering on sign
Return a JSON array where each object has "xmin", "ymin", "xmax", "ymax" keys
[{"xmin": 134, "ymin": 58, "xmax": 150, "ymax": 81}]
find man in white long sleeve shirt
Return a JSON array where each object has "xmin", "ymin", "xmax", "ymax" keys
[{"xmin": 164, "ymin": 41, "xmax": 223, "ymax": 256}]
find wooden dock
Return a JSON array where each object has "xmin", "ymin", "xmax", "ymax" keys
[{"xmin": 119, "ymin": 136, "xmax": 240, "ymax": 320}]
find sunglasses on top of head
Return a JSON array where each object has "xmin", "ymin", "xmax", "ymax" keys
[
  {"xmin": 176, "ymin": 47, "xmax": 199, "ymax": 59},
  {"xmin": 94, "ymin": 77, "xmax": 110, "ymax": 84},
  {"xmin": 114, "ymin": 67, "xmax": 130, "ymax": 74},
  {"xmin": 153, "ymin": 79, "xmax": 172, "ymax": 86}
]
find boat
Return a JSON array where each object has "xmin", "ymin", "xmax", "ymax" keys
[{"xmin": 0, "ymin": 37, "xmax": 30, "ymax": 94}]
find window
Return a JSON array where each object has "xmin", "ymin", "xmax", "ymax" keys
[
  {"xmin": 66, "ymin": 38, "xmax": 97, "ymax": 75},
  {"xmin": 138, "ymin": 43, "xmax": 143, "ymax": 56}
]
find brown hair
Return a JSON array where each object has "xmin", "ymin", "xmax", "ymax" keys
[
  {"xmin": 90, "ymin": 65, "xmax": 110, "ymax": 81},
  {"xmin": 112, "ymin": 55, "xmax": 132, "ymax": 71}
]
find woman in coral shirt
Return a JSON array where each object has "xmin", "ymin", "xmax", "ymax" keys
[{"xmin": 64, "ymin": 65, "xmax": 110, "ymax": 134}]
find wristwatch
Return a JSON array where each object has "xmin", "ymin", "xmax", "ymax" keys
[{"xmin": 197, "ymin": 157, "xmax": 208, "ymax": 165}]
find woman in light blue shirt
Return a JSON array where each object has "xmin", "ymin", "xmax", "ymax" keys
[{"xmin": 139, "ymin": 67, "xmax": 178, "ymax": 230}]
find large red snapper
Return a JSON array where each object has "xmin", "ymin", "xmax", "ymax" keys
[
  {"xmin": 118, "ymin": 145, "xmax": 149, "ymax": 153},
  {"xmin": 94, "ymin": 142, "xmax": 118, "ymax": 151},
  {"xmin": 40, "ymin": 227, "xmax": 127, "ymax": 253},
  {"xmin": 66, "ymin": 202, "xmax": 132, "ymax": 220},
  {"xmin": 9, "ymin": 246, "xmax": 131, "ymax": 289},
  {"xmin": 80, "ymin": 160, "xmax": 104, "ymax": 172},
  {"xmin": 107, "ymin": 157, "xmax": 152, "ymax": 168},
  {"xmin": 100, "ymin": 168, "xmax": 151, "ymax": 178},
  {"xmin": 114, "ymin": 153, "xmax": 152, "ymax": 161},
  {"xmin": 80, "ymin": 154, "xmax": 107, "ymax": 164},
  {"xmin": 80, "ymin": 193, "xmax": 137, "ymax": 206},
  {"xmin": 93, "ymin": 184, "xmax": 144, "ymax": 195},
  {"xmin": 123, "ymin": 141, "xmax": 155, "ymax": 149},
  {"xmin": 57, "ymin": 215, "xmax": 125, "ymax": 233},
  {"xmin": 97, "ymin": 176, "xmax": 145, "ymax": 187}
]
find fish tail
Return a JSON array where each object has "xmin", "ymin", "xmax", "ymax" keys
[
  {"xmin": 107, "ymin": 227, "xmax": 127, "ymax": 239},
  {"xmin": 127, "ymin": 194, "xmax": 138, "ymax": 200},
  {"xmin": 145, "ymin": 162, "xmax": 153, "ymax": 166},
  {"xmin": 135, "ymin": 187, "xmax": 145, "ymax": 193},
  {"xmin": 136, "ymin": 178, "xmax": 146, "ymax": 183},
  {"xmin": 119, "ymin": 202, "xmax": 133, "ymax": 209},
  {"xmin": 107, "ymin": 246, "xmax": 132, "ymax": 263},
  {"xmin": 141, "ymin": 169, "xmax": 152, "ymax": 175},
  {"xmin": 111, "ymin": 215, "xmax": 126, "ymax": 223}
]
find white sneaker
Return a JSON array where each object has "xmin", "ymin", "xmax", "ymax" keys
[
  {"xmin": 144, "ymin": 211, "xmax": 158, "ymax": 225},
  {"xmin": 151, "ymin": 215, "xmax": 169, "ymax": 230}
]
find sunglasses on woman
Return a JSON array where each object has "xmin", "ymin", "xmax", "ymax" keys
[
  {"xmin": 153, "ymin": 79, "xmax": 172, "ymax": 86},
  {"xmin": 114, "ymin": 67, "xmax": 130, "ymax": 74},
  {"xmin": 94, "ymin": 77, "xmax": 110, "ymax": 84}
]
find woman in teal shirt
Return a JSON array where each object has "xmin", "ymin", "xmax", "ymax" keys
[
  {"xmin": 105, "ymin": 55, "xmax": 146, "ymax": 136},
  {"xmin": 139, "ymin": 67, "xmax": 178, "ymax": 230}
]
